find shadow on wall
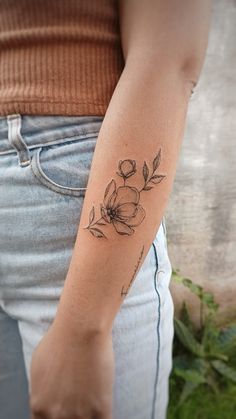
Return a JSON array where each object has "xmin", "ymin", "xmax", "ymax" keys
[{"xmin": 166, "ymin": 0, "xmax": 236, "ymax": 325}]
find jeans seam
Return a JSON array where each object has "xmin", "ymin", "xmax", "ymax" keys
[
  {"xmin": 151, "ymin": 240, "xmax": 161, "ymax": 419},
  {"xmin": 0, "ymin": 130, "xmax": 100, "ymax": 156}
]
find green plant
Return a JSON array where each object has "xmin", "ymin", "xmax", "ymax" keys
[{"xmin": 171, "ymin": 269, "xmax": 236, "ymax": 407}]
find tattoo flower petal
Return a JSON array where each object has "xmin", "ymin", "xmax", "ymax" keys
[
  {"xmin": 100, "ymin": 185, "xmax": 145, "ymax": 235},
  {"xmin": 115, "ymin": 202, "xmax": 138, "ymax": 220},
  {"xmin": 103, "ymin": 179, "xmax": 116, "ymax": 207},
  {"xmin": 113, "ymin": 220, "xmax": 135, "ymax": 235},
  {"xmin": 128, "ymin": 204, "xmax": 146, "ymax": 226},
  {"xmin": 113, "ymin": 186, "xmax": 140, "ymax": 207}
]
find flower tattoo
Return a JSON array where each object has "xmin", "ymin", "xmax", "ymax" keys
[
  {"xmin": 116, "ymin": 159, "xmax": 137, "ymax": 180},
  {"xmin": 83, "ymin": 148, "xmax": 166, "ymax": 238}
]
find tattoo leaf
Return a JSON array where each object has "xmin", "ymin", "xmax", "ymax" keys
[
  {"xmin": 95, "ymin": 221, "xmax": 107, "ymax": 226},
  {"xmin": 143, "ymin": 186, "xmax": 153, "ymax": 191},
  {"xmin": 89, "ymin": 206, "xmax": 95, "ymax": 224},
  {"xmin": 143, "ymin": 161, "xmax": 149, "ymax": 182},
  {"xmin": 89, "ymin": 228, "xmax": 106, "ymax": 238},
  {"xmin": 150, "ymin": 175, "xmax": 166, "ymax": 184},
  {"xmin": 153, "ymin": 149, "xmax": 161, "ymax": 172}
]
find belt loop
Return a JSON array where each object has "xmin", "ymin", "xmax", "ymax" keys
[{"xmin": 7, "ymin": 114, "xmax": 31, "ymax": 167}]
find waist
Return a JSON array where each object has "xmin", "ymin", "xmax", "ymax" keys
[{"xmin": 0, "ymin": 114, "xmax": 104, "ymax": 155}]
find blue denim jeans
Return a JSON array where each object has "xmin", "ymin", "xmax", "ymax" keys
[{"xmin": 0, "ymin": 114, "xmax": 174, "ymax": 419}]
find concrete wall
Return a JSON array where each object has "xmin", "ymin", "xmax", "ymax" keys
[{"xmin": 166, "ymin": 0, "xmax": 236, "ymax": 325}]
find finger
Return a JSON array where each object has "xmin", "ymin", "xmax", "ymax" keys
[{"xmin": 31, "ymin": 411, "xmax": 47, "ymax": 419}]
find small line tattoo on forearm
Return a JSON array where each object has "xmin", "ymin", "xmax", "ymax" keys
[
  {"xmin": 83, "ymin": 148, "xmax": 166, "ymax": 239},
  {"xmin": 121, "ymin": 245, "xmax": 145, "ymax": 297}
]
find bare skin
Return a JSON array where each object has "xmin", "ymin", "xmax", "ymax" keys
[{"xmin": 30, "ymin": 1, "xmax": 212, "ymax": 418}]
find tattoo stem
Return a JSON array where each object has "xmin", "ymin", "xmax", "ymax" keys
[
  {"xmin": 83, "ymin": 216, "xmax": 104, "ymax": 229},
  {"xmin": 139, "ymin": 167, "xmax": 155, "ymax": 193}
]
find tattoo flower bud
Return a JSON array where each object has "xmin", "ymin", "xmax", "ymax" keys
[{"xmin": 116, "ymin": 159, "xmax": 136, "ymax": 179}]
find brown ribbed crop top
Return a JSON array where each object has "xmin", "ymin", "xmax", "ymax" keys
[{"xmin": 0, "ymin": 0, "xmax": 125, "ymax": 116}]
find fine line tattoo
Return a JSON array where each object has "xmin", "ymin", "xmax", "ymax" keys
[
  {"xmin": 84, "ymin": 148, "xmax": 166, "ymax": 238},
  {"xmin": 121, "ymin": 244, "xmax": 145, "ymax": 297}
]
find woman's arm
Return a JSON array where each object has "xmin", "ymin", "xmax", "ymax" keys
[
  {"xmin": 30, "ymin": 2, "xmax": 212, "ymax": 417},
  {"xmin": 56, "ymin": 0, "xmax": 212, "ymax": 336}
]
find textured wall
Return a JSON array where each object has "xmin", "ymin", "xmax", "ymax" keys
[{"xmin": 166, "ymin": 0, "xmax": 236, "ymax": 325}]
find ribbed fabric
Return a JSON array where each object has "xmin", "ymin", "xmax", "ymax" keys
[{"xmin": 0, "ymin": 0, "xmax": 125, "ymax": 116}]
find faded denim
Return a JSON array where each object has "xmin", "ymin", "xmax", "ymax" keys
[{"xmin": 0, "ymin": 114, "xmax": 174, "ymax": 419}]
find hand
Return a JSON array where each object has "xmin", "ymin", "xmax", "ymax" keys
[{"xmin": 30, "ymin": 319, "xmax": 115, "ymax": 419}]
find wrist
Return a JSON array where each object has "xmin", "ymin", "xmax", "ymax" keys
[{"xmin": 54, "ymin": 294, "xmax": 113, "ymax": 341}]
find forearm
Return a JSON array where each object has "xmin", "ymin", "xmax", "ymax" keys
[{"xmin": 55, "ymin": 61, "xmax": 194, "ymax": 335}]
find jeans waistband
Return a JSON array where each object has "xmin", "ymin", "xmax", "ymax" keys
[{"xmin": 0, "ymin": 114, "xmax": 104, "ymax": 156}]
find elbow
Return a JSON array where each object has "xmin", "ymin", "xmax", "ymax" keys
[
  {"xmin": 124, "ymin": 45, "xmax": 208, "ymax": 96},
  {"xmin": 180, "ymin": 55, "xmax": 205, "ymax": 92},
  {"xmin": 179, "ymin": 37, "xmax": 210, "ymax": 92}
]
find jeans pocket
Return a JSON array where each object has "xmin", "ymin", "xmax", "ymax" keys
[{"xmin": 30, "ymin": 134, "xmax": 98, "ymax": 197}]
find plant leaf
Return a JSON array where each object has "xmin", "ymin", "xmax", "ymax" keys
[
  {"xmin": 216, "ymin": 324, "xmax": 236, "ymax": 355},
  {"xmin": 89, "ymin": 228, "xmax": 106, "ymax": 238},
  {"xmin": 142, "ymin": 161, "xmax": 149, "ymax": 181},
  {"xmin": 178, "ymin": 381, "xmax": 201, "ymax": 405},
  {"xmin": 173, "ymin": 354, "xmax": 191, "ymax": 370},
  {"xmin": 173, "ymin": 355, "xmax": 206, "ymax": 373},
  {"xmin": 173, "ymin": 356, "xmax": 208, "ymax": 403},
  {"xmin": 89, "ymin": 206, "xmax": 95, "ymax": 224},
  {"xmin": 180, "ymin": 302, "xmax": 195, "ymax": 334},
  {"xmin": 174, "ymin": 367, "xmax": 206, "ymax": 384},
  {"xmin": 211, "ymin": 360, "xmax": 236, "ymax": 383},
  {"xmin": 202, "ymin": 322, "xmax": 220, "ymax": 356},
  {"xmin": 172, "ymin": 271, "xmax": 219, "ymax": 312},
  {"xmin": 205, "ymin": 374, "xmax": 220, "ymax": 394},
  {"xmin": 182, "ymin": 278, "xmax": 203, "ymax": 297},
  {"xmin": 174, "ymin": 318, "xmax": 204, "ymax": 357},
  {"xmin": 209, "ymin": 352, "xmax": 228, "ymax": 362},
  {"xmin": 202, "ymin": 292, "xmax": 219, "ymax": 311},
  {"xmin": 153, "ymin": 149, "xmax": 161, "ymax": 171}
]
